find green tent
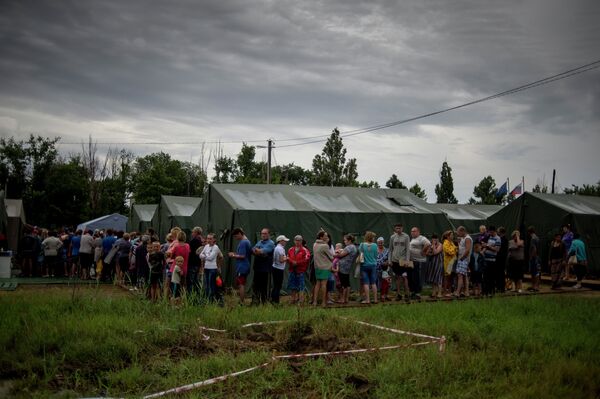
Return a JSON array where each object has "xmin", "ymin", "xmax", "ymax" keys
[
  {"xmin": 429, "ymin": 204, "xmax": 503, "ymax": 233},
  {"xmin": 129, "ymin": 204, "xmax": 158, "ymax": 233},
  {"xmin": 488, "ymin": 192, "xmax": 600, "ymax": 276},
  {"xmin": 154, "ymin": 195, "xmax": 202, "ymax": 240},
  {"xmin": 5, "ymin": 199, "xmax": 26, "ymax": 253},
  {"xmin": 0, "ymin": 191, "xmax": 8, "ymax": 236},
  {"xmin": 198, "ymin": 184, "xmax": 454, "ymax": 288}
]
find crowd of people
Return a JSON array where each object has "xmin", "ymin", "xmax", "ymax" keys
[{"xmin": 15, "ymin": 222, "xmax": 589, "ymax": 306}]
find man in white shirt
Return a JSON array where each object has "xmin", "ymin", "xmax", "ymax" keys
[
  {"xmin": 271, "ymin": 235, "xmax": 289, "ymax": 304},
  {"xmin": 409, "ymin": 227, "xmax": 431, "ymax": 300},
  {"xmin": 200, "ymin": 233, "xmax": 222, "ymax": 303},
  {"xmin": 79, "ymin": 230, "xmax": 94, "ymax": 280}
]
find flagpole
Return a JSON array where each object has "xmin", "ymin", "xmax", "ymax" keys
[{"xmin": 522, "ymin": 176, "xmax": 525, "ymax": 193}]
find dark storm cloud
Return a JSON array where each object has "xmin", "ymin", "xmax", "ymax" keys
[{"xmin": 0, "ymin": 0, "xmax": 599, "ymax": 200}]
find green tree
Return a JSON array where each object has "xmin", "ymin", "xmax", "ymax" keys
[
  {"xmin": 271, "ymin": 163, "xmax": 311, "ymax": 185},
  {"xmin": 564, "ymin": 181, "xmax": 600, "ymax": 196},
  {"xmin": 359, "ymin": 180, "xmax": 380, "ymax": 188},
  {"xmin": 0, "ymin": 137, "xmax": 28, "ymax": 199},
  {"xmin": 131, "ymin": 152, "xmax": 188, "ymax": 204},
  {"xmin": 532, "ymin": 183, "xmax": 549, "ymax": 193},
  {"xmin": 409, "ymin": 183, "xmax": 427, "ymax": 200},
  {"xmin": 0, "ymin": 135, "xmax": 61, "ymax": 224},
  {"xmin": 235, "ymin": 143, "xmax": 265, "ymax": 183},
  {"xmin": 213, "ymin": 155, "xmax": 237, "ymax": 184},
  {"xmin": 434, "ymin": 161, "xmax": 458, "ymax": 204},
  {"xmin": 182, "ymin": 161, "xmax": 208, "ymax": 196},
  {"xmin": 44, "ymin": 160, "xmax": 90, "ymax": 227},
  {"xmin": 471, "ymin": 176, "xmax": 503, "ymax": 205},
  {"xmin": 311, "ymin": 128, "xmax": 358, "ymax": 187},
  {"xmin": 385, "ymin": 174, "xmax": 407, "ymax": 189}
]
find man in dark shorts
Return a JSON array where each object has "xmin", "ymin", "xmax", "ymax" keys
[
  {"xmin": 19, "ymin": 227, "xmax": 39, "ymax": 277},
  {"xmin": 251, "ymin": 228, "xmax": 274, "ymax": 304},
  {"xmin": 148, "ymin": 241, "xmax": 165, "ymax": 301},
  {"xmin": 389, "ymin": 223, "xmax": 411, "ymax": 300},
  {"xmin": 334, "ymin": 234, "xmax": 357, "ymax": 304},
  {"xmin": 187, "ymin": 227, "xmax": 204, "ymax": 296},
  {"xmin": 229, "ymin": 228, "xmax": 252, "ymax": 305},
  {"xmin": 527, "ymin": 226, "xmax": 541, "ymax": 292}
]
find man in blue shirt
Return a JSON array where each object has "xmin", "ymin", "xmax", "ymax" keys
[
  {"xmin": 251, "ymin": 228, "xmax": 274, "ymax": 305},
  {"xmin": 271, "ymin": 235, "xmax": 289, "ymax": 304},
  {"xmin": 482, "ymin": 226, "xmax": 501, "ymax": 296},
  {"xmin": 569, "ymin": 233, "xmax": 587, "ymax": 289},
  {"xmin": 101, "ymin": 229, "xmax": 117, "ymax": 282},
  {"xmin": 228, "ymin": 227, "xmax": 253, "ymax": 305}
]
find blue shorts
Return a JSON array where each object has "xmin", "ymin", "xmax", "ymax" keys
[
  {"xmin": 287, "ymin": 272, "xmax": 305, "ymax": 292},
  {"xmin": 529, "ymin": 257, "xmax": 541, "ymax": 277},
  {"xmin": 360, "ymin": 265, "xmax": 377, "ymax": 285}
]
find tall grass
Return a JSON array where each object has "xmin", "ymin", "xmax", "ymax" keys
[{"xmin": 1, "ymin": 287, "xmax": 599, "ymax": 398}]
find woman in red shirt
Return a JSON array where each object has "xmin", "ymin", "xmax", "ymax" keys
[{"xmin": 287, "ymin": 235, "xmax": 311, "ymax": 305}]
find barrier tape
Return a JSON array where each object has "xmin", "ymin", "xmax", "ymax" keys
[
  {"xmin": 142, "ymin": 361, "xmax": 272, "ymax": 399},
  {"xmin": 141, "ymin": 319, "xmax": 446, "ymax": 398},
  {"xmin": 241, "ymin": 320, "xmax": 287, "ymax": 328},
  {"xmin": 199, "ymin": 326, "xmax": 227, "ymax": 333},
  {"xmin": 273, "ymin": 340, "xmax": 438, "ymax": 360},
  {"xmin": 346, "ymin": 319, "xmax": 442, "ymax": 341}
]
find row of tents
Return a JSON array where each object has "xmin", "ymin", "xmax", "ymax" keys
[
  {"xmin": 128, "ymin": 184, "xmax": 600, "ymax": 287},
  {"xmin": 2, "ymin": 185, "xmax": 599, "ymax": 284}
]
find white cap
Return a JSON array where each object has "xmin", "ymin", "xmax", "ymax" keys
[{"xmin": 276, "ymin": 235, "xmax": 290, "ymax": 242}]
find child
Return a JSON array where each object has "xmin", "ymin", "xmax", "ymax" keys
[
  {"xmin": 380, "ymin": 263, "xmax": 392, "ymax": 302},
  {"xmin": 330, "ymin": 243, "xmax": 343, "ymax": 303},
  {"xmin": 171, "ymin": 256, "xmax": 183, "ymax": 303},
  {"xmin": 469, "ymin": 242, "xmax": 485, "ymax": 296},
  {"xmin": 148, "ymin": 241, "xmax": 165, "ymax": 302}
]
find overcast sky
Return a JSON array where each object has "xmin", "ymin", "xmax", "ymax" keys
[{"xmin": 0, "ymin": 0, "xmax": 599, "ymax": 202}]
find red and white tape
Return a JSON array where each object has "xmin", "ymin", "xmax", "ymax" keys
[
  {"xmin": 142, "ymin": 361, "xmax": 272, "ymax": 399},
  {"xmin": 241, "ymin": 320, "xmax": 287, "ymax": 328},
  {"xmin": 347, "ymin": 319, "xmax": 442, "ymax": 340},
  {"xmin": 274, "ymin": 340, "xmax": 439, "ymax": 360},
  {"xmin": 141, "ymin": 318, "xmax": 446, "ymax": 398}
]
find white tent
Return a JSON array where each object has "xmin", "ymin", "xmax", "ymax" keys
[{"xmin": 77, "ymin": 213, "xmax": 127, "ymax": 232}]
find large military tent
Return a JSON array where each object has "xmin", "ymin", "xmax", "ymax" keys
[
  {"xmin": 430, "ymin": 204, "xmax": 503, "ymax": 233},
  {"xmin": 154, "ymin": 195, "xmax": 202, "ymax": 240},
  {"xmin": 77, "ymin": 213, "xmax": 128, "ymax": 232},
  {"xmin": 197, "ymin": 184, "xmax": 453, "ymax": 288},
  {"xmin": 129, "ymin": 204, "xmax": 158, "ymax": 233},
  {"xmin": 0, "ymin": 191, "xmax": 8, "ymax": 238},
  {"xmin": 488, "ymin": 192, "xmax": 600, "ymax": 275},
  {"xmin": 5, "ymin": 199, "xmax": 26, "ymax": 252}
]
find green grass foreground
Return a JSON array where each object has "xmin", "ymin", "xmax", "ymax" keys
[{"xmin": 1, "ymin": 287, "xmax": 599, "ymax": 398}]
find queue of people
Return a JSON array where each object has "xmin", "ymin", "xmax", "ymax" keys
[{"xmin": 16, "ymin": 221, "xmax": 589, "ymax": 306}]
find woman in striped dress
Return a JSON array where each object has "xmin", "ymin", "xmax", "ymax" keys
[{"xmin": 425, "ymin": 234, "xmax": 444, "ymax": 298}]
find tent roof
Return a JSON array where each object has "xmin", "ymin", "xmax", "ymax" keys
[
  {"xmin": 161, "ymin": 195, "xmax": 202, "ymax": 216},
  {"xmin": 211, "ymin": 184, "xmax": 443, "ymax": 214},
  {"xmin": 527, "ymin": 193, "xmax": 600, "ymax": 215},
  {"xmin": 5, "ymin": 198, "xmax": 26, "ymax": 223},
  {"xmin": 430, "ymin": 204, "xmax": 503, "ymax": 220},
  {"xmin": 77, "ymin": 213, "xmax": 127, "ymax": 231},
  {"xmin": 132, "ymin": 204, "xmax": 158, "ymax": 222}
]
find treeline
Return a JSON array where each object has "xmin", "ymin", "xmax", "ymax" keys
[{"xmin": 1, "ymin": 130, "xmax": 598, "ymax": 228}]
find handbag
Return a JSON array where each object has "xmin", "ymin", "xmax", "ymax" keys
[{"xmin": 568, "ymin": 255, "xmax": 578, "ymax": 265}]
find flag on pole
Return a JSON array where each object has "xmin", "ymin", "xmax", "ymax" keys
[
  {"xmin": 510, "ymin": 183, "xmax": 522, "ymax": 196},
  {"xmin": 496, "ymin": 181, "xmax": 508, "ymax": 197}
]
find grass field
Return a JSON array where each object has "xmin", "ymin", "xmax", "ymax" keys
[{"xmin": 1, "ymin": 286, "xmax": 599, "ymax": 398}]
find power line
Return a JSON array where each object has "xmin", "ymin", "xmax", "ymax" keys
[
  {"xmin": 57, "ymin": 59, "xmax": 600, "ymax": 147},
  {"xmin": 277, "ymin": 60, "xmax": 600, "ymax": 148}
]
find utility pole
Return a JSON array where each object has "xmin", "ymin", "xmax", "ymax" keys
[{"xmin": 267, "ymin": 139, "xmax": 273, "ymax": 184}]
